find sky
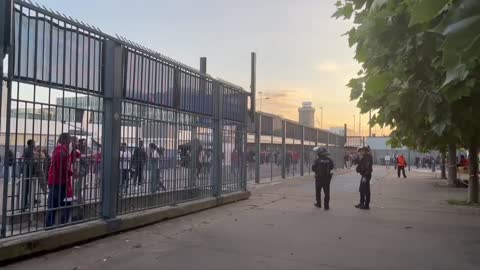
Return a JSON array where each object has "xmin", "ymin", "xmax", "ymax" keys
[{"xmin": 30, "ymin": 0, "xmax": 384, "ymax": 136}]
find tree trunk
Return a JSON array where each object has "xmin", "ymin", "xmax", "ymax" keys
[
  {"xmin": 441, "ymin": 153, "xmax": 447, "ymax": 179},
  {"xmin": 468, "ymin": 143, "xmax": 479, "ymax": 203},
  {"xmin": 447, "ymin": 143, "xmax": 457, "ymax": 186}
]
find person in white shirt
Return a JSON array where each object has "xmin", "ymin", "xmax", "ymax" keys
[
  {"xmin": 120, "ymin": 143, "xmax": 132, "ymax": 194},
  {"xmin": 384, "ymin": 154, "xmax": 391, "ymax": 169}
]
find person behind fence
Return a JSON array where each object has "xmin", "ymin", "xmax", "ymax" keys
[
  {"xmin": 4, "ymin": 148, "xmax": 14, "ymax": 180},
  {"xmin": 149, "ymin": 143, "xmax": 167, "ymax": 193},
  {"xmin": 120, "ymin": 143, "xmax": 132, "ymax": 194},
  {"xmin": 384, "ymin": 154, "xmax": 391, "ymax": 169},
  {"xmin": 312, "ymin": 146, "xmax": 334, "ymax": 210},
  {"xmin": 21, "ymin": 139, "xmax": 35, "ymax": 211},
  {"xmin": 46, "ymin": 133, "xmax": 72, "ymax": 228},
  {"xmin": 397, "ymin": 154, "xmax": 407, "ymax": 178},
  {"xmin": 132, "ymin": 140, "xmax": 147, "ymax": 187},
  {"xmin": 41, "ymin": 148, "xmax": 51, "ymax": 200},
  {"xmin": 78, "ymin": 139, "xmax": 89, "ymax": 198},
  {"xmin": 231, "ymin": 148, "xmax": 240, "ymax": 178},
  {"xmin": 33, "ymin": 145, "xmax": 46, "ymax": 205},
  {"xmin": 246, "ymin": 149, "xmax": 255, "ymax": 180},
  {"xmin": 355, "ymin": 145, "xmax": 373, "ymax": 210}
]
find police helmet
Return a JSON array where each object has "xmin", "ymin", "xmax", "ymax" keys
[
  {"xmin": 313, "ymin": 146, "xmax": 329, "ymax": 156},
  {"xmin": 358, "ymin": 145, "xmax": 370, "ymax": 152}
]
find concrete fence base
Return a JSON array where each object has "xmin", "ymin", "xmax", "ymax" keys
[{"xmin": 0, "ymin": 191, "xmax": 250, "ymax": 264}]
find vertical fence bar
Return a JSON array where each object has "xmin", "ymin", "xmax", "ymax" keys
[
  {"xmin": 212, "ymin": 82, "xmax": 223, "ymax": 196},
  {"xmin": 101, "ymin": 39, "xmax": 123, "ymax": 220},
  {"xmin": 254, "ymin": 113, "xmax": 261, "ymax": 183},
  {"xmin": 281, "ymin": 120, "xmax": 286, "ymax": 179},
  {"xmin": 270, "ymin": 132, "xmax": 273, "ymax": 181},
  {"xmin": 300, "ymin": 126, "xmax": 304, "ymax": 176},
  {"xmin": 1, "ymin": 0, "xmax": 12, "ymax": 238}
]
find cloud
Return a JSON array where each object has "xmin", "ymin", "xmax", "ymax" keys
[
  {"xmin": 258, "ymin": 88, "xmax": 313, "ymax": 121},
  {"xmin": 315, "ymin": 61, "xmax": 361, "ymax": 74},
  {"xmin": 316, "ymin": 62, "xmax": 341, "ymax": 72}
]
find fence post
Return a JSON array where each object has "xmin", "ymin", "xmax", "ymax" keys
[
  {"xmin": 255, "ymin": 113, "xmax": 261, "ymax": 183},
  {"xmin": 300, "ymin": 126, "xmax": 304, "ymax": 176},
  {"xmin": 281, "ymin": 120, "xmax": 286, "ymax": 179},
  {"xmin": 0, "ymin": 0, "xmax": 12, "ymax": 238},
  {"xmin": 212, "ymin": 82, "xmax": 223, "ymax": 196},
  {"xmin": 101, "ymin": 39, "xmax": 123, "ymax": 220}
]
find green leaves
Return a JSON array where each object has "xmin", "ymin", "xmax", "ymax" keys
[
  {"xmin": 348, "ymin": 78, "xmax": 364, "ymax": 100},
  {"xmin": 443, "ymin": 85, "xmax": 471, "ymax": 102},
  {"xmin": 332, "ymin": 2, "xmax": 354, "ymax": 19},
  {"xmin": 408, "ymin": 0, "xmax": 449, "ymax": 26},
  {"xmin": 333, "ymin": 0, "xmax": 480, "ymax": 154},
  {"xmin": 371, "ymin": 0, "xmax": 389, "ymax": 11},
  {"xmin": 365, "ymin": 72, "xmax": 392, "ymax": 93},
  {"xmin": 442, "ymin": 64, "xmax": 469, "ymax": 88}
]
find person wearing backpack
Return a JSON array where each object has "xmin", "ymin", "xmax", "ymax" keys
[{"xmin": 312, "ymin": 147, "xmax": 334, "ymax": 210}]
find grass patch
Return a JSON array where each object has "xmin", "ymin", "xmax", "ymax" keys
[{"xmin": 446, "ymin": 199, "xmax": 480, "ymax": 207}]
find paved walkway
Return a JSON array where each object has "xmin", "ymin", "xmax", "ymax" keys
[{"xmin": 5, "ymin": 167, "xmax": 480, "ymax": 270}]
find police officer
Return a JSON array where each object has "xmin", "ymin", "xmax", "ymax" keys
[
  {"xmin": 312, "ymin": 146, "xmax": 334, "ymax": 210},
  {"xmin": 355, "ymin": 145, "xmax": 373, "ymax": 210}
]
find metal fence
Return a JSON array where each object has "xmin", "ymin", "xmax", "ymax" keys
[
  {"xmin": 247, "ymin": 112, "xmax": 346, "ymax": 183},
  {"xmin": 0, "ymin": 0, "xmax": 248, "ymax": 237}
]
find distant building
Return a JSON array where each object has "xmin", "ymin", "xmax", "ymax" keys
[{"xmin": 298, "ymin": 102, "xmax": 315, "ymax": 127}]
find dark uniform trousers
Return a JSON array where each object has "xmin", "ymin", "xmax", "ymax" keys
[
  {"xmin": 315, "ymin": 175, "xmax": 332, "ymax": 207},
  {"xmin": 359, "ymin": 174, "xmax": 371, "ymax": 207}
]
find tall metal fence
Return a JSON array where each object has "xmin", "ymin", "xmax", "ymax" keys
[
  {"xmin": 0, "ymin": 0, "xmax": 248, "ymax": 237},
  {"xmin": 247, "ymin": 112, "xmax": 346, "ymax": 182}
]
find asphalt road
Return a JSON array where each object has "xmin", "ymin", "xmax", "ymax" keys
[{"xmin": 5, "ymin": 167, "xmax": 480, "ymax": 270}]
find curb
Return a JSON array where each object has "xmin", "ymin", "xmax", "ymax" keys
[{"xmin": 0, "ymin": 191, "xmax": 250, "ymax": 264}]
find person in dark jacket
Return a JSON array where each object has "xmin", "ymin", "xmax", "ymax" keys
[
  {"xmin": 312, "ymin": 147, "xmax": 335, "ymax": 210},
  {"xmin": 355, "ymin": 146, "xmax": 373, "ymax": 210},
  {"xmin": 132, "ymin": 140, "xmax": 147, "ymax": 186},
  {"xmin": 21, "ymin": 139, "xmax": 35, "ymax": 211}
]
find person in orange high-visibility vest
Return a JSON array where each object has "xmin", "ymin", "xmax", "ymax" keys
[{"xmin": 397, "ymin": 154, "xmax": 407, "ymax": 178}]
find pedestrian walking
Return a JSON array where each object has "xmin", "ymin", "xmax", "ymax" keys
[
  {"xmin": 355, "ymin": 146, "xmax": 373, "ymax": 210},
  {"xmin": 4, "ymin": 148, "xmax": 14, "ymax": 180},
  {"xmin": 397, "ymin": 154, "xmax": 407, "ymax": 178},
  {"xmin": 393, "ymin": 153, "xmax": 398, "ymax": 170},
  {"xmin": 312, "ymin": 147, "xmax": 334, "ymax": 210},
  {"xmin": 120, "ymin": 143, "xmax": 132, "ymax": 194},
  {"xmin": 132, "ymin": 140, "xmax": 147, "ymax": 187},
  {"xmin": 21, "ymin": 139, "xmax": 35, "ymax": 211},
  {"xmin": 384, "ymin": 154, "xmax": 391, "ymax": 169},
  {"xmin": 46, "ymin": 133, "xmax": 72, "ymax": 228},
  {"xmin": 149, "ymin": 143, "xmax": 166, "ymax": 193},
  {"xmin": 33, "ymin": 145, "xmax": 46, "ymax": 205},
  {"xmin": 246, "ymin": 149, "xmax": 255, "ymax": 180}
]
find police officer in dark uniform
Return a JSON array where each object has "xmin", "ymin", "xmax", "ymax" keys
[
  {"xmin": 355, "ymin": 145, "xmax": 373, "ymax": 210},
  {"xmin": 312, "ymin": 147, "xmax": 334, "ymax": 210}
]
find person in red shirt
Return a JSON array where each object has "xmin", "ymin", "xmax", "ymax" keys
[
  {"xmin": 397, "ymin": 154, "xmax": 407, "ymax": 178},
  {"xmin": 45, "ymin": 133, "xmax": 72, "ymax": 228}
]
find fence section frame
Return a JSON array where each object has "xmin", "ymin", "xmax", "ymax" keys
[{"xmin": 101, "ymin": 39, "xmax": 123, "ymax": 220}]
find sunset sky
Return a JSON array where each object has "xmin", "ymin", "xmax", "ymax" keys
[{"xmin": 34, "ymin": 0, "xmax": 386, "ymax": 136}]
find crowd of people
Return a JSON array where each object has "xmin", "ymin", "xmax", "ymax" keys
[{"xmin": 0, "ymin": 133, "xmax": 212, "ymax": 229}]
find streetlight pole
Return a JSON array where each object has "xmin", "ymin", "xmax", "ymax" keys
[
  {"xmin": 319, "ymin": 107, "xmax": 324, "ymax": 129},
  {"xmin": 258, "ymin": 91, "xmax": 263, "ymax": 111},
  {"xmin": 353, "ymin": 115, "xmax": 356, "ymax": 136},
  {"xmin": 358, "ymin": 113, "xmax": 361, "ymax": 136},
  {"xmin": 368, "ymin": 110, "xmax": 372, "ymax": 137}
]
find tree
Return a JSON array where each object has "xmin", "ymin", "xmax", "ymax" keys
[{"xmin": 334, "ymin": 0, "xmax": 479, "ymax": 202}]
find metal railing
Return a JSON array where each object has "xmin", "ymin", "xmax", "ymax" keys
[
  {"xmin": 0, "ymin": 0, "xmax": 248, "ymax": 237},
  {"xmin": 247, "ymin": 112, "xmax": 346, "ymax": 183}
]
